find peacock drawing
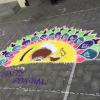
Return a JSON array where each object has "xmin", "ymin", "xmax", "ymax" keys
[{"xmin": 0, "ymin": 26, "xmax": 100, "ymax": 67}]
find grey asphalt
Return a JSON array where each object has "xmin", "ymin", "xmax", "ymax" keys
[{"xmin": 0, "ymin": 0, "xmax": 100, "ymax": 100}]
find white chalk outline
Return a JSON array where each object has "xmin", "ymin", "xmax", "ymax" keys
[
  {"xmin": 63, "ymin": 63, "xmax": 76, "ymax": 100},
  {"xmin": 0, "ymin": 86, "xmax": 100, "ymax": 97}
]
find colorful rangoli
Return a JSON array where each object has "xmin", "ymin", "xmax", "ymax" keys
[{"xmin": 0, "ymin": 26, "xmax": 100, "ymax": 67}]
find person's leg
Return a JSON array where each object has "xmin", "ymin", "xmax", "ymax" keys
[
  {"xmin": 25, "ymin": 0, "xmax": 30, "ymax": 6},
  {"xmin": 50, "ymin": 0, "xmax": 58, "ymax": 4}
]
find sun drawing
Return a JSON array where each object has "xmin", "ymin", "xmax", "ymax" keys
[{"xmin": 0, "ymin": 26, "xmax": 100, "ymax": 67}]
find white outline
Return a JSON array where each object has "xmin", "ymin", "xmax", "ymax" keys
[
  {"xmin": 63, "ymin": 63, "xmax": 76, "ymax": 100},
  {"xmin": 0, "ymin": 86, "xmax": 100, "ymax": 97}
]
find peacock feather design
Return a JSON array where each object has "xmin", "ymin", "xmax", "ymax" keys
[{"xmin": 0, "ymin": 26, "xmax": 100, "ymax": 67}]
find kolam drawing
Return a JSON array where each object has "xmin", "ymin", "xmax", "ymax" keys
[{"xmin": 0, "ymin": 26, "xmax": 100, "ymax": 67}]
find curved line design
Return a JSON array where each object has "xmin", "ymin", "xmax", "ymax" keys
[{"xmin": 20, "ymin": 48, "xmax": 33, "ymax": 61}]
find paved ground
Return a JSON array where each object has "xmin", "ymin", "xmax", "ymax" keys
[{"xmin": 0, "ymin": 0, "xmax": 100, "ymax": 100}]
